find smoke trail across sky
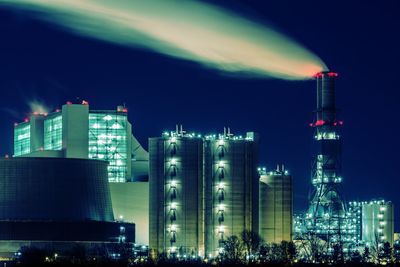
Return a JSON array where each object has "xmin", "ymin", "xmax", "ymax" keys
[{"xmin": 1, "ymin": 0, "xmax": 327, "ymax": 80}]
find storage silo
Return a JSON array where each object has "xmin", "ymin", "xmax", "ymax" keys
[
  {"xmin": 259, "ymin": 165, "xmax": 292, "ymax": 244},
  {"xmin": 362, "ymin": 200, "xmax": 394, "ymax": 246},
  {"xmin": 149, "ymin": 129, "xmax": 204, "ymax": 258},
  {"xmin": 204, "ymin": 131, "xmax": 259, "ymax": 257}
]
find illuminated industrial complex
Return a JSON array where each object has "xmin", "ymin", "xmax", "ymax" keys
[
  {"xmin": 293, "ymin": 72, "xmax": 395, "ymax": 256},
  {"xmin": 2, "ymin": 73, "xmax": 397, "ymax": 259}
]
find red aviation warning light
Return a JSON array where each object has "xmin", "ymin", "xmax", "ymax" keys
[{"xmin": 313, "ymin": 71, "xmax": 338, "ymax": 78}]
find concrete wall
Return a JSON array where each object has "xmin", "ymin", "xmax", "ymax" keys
[
  {"xmin": 0, "ymin": 157, "xmax": 113, "ymax": 222},
  {"xmin": 62, "ymin": 104, "xmax": 89, "ymax": 159},
  {"xmin": 30, "ymin": 114, "xmax": 45, "ymax": 152},
  {"xmin": 109, "ymin": 182, "xmax": 149, "ymax": 244}
]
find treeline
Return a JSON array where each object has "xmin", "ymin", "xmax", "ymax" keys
[
  {"xmin": 219, "ymin": 230, "xmax": 400, "ymax": 265},
  {"xmin": 13, "ymin": 231, "xmax": 400, "ymax": 266}
]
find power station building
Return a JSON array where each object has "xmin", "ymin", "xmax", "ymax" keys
[
  {"xmin": 13, "ymin": 101, "xmax": 150, "ymax": 245},
  {"xmin": 149, "ymin": 128, "xmax": 259, "ymax": 258},
  {"xmin": 0, "ymin": 157, "xmax": 134, "ymax": 254},
  {"xmin": 14, "ymin": 101, "xmax": 148, "ymax": 182},
  {"xmin": 259, "ymin": 166, "xmax": 292, "ymax": 244}
]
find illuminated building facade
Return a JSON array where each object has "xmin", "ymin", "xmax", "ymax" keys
[
  {"xmin": 259, "ymin": 165, "xmax": 292, "ymax": 244},
  {"xmin": 204, "ymin": 130, "xmax": 259, "ymax": 257},
  {"xmin": 149, "ymin": 130, "xmax": 205, "ymax": 257},
  {"xmin": 13, "ymin": 101, "xmax": 148, "ymax": 183},
  {"xmin": 14, "ymin": 122, "xmax": 30, "ymax": 156},
  {"xmin": 149, "ymin": 128, "xmax": 259, "ymax": 258}
]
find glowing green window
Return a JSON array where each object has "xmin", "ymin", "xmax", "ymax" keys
[
  {"xmin": 88, "ymin": 113, "xmax": 128, "ymax": 182},
  {"xmin": 14, "ymin": 123, "xmax": 31, "ymax": 156},
  {"xmin": 44, "ymin": 115, "xmax": 62, "ymax": 150}
]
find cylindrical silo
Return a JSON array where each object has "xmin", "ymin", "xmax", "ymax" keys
[
  {"xmin": 204, "ymin": 131, "xmax": 259, "ymax": 257},
  {"xmin": 149, "ymin": 131, "xmax": 204, "ymax": 258},
  {"xmin": 361, "ymin": 200, "xmax": 394, "ymax": 246},
  {"xmin": 259, "ymin": 165, "xmax": 292, "ymax": 244}
]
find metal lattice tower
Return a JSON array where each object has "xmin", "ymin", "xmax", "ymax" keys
[{"xmin": 305, "ymin": 71, "xmax": 349, "ymax": 247}]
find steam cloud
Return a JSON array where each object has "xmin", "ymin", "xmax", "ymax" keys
[
  {"xmin": 1, "ymin": 0, "xmax": 328, "ymax": 80},
  {"xmin": 28, "ymin": 100, "xmax": 50, "ymax": 114}
]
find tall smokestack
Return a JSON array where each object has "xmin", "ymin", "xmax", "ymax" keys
[
  {"xmin": 315, "ymin": 71, "xmax": 338, "ymax": 123},
  {"xmin": 304, "ymin": 70, "xmax": 347, "ymax": 248}
]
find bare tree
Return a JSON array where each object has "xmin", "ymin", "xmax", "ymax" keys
[
  {"xmin": 240, "ymin": 229, "xmax": 262, "ymax": 260},
  {"xmin": 362, "ymin": 246, "xmax": 371, "ymax": 263},
  {"xmin": 223, "ymin": 235, "xmax": 245, "ymax": 263},
  {"xmin": 331, "ymin": 243, "xmax": 344, "ymax": 264},
  {"xmin": 259, "ymin": 243, "xmax": 271, "ymax": 263},
  {"xmin": 381, "ymin": 242, "xmax": 392, "ymax": 264},
  {"xmin": 297, "ymin": 234, "xmax": 328, "ymax": 263},
  {"xmin": 287, "ymin": 241, "xmax": 298, "ymax": 264},
  {"xmin": 393, "ymin": 241, "xmax": 400, "ymax": 263},
  {"xmin": 370, "ymin": 231, "xmax": 382, "ymax": 264}
]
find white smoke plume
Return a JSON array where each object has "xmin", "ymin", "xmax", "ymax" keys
[
  {"xmin": 0, "ymin": 0, "xmax": 328, "ymax": 80},
  {"xmin": 28, "ymin": 100, "xmax": 50, "ymax": 115}
]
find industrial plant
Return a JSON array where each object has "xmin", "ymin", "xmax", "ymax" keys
[{"xmin": 0, "ymin": 72, "xmax": 396, "ymax": 262}]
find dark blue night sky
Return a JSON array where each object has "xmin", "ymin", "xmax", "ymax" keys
[{"xmin": 0, "ymin": 1, "xmax": 399, "ymax": 227}]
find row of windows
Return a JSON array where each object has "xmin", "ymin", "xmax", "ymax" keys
[
  {"xmin": 88, "ymin": 113, "xmax": 128, "ymax": 182},
  {"xmin": 14, "ymin": 124, "xmax": 31, "ymax": 156},
  {"xmin": 13, "ymin": 113, "xmax": 129, "ymax": 183},
  {"xmin": 44, "ymin": 115, "xmax": 62, "ymax": 150}
]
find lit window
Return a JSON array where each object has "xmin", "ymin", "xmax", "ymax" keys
[
  {"xmin": 171, "ymin": 158, "xmax": 177, "ymax": 166},
  {"xmin": 111, "ymin": 123, "xmax": 121, "ymax": 129},
  {"xmin": 103, "ymin": 115, "xmax": 113, "ymax": 121}
]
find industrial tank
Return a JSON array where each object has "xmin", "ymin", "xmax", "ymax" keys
[
  {"xmin": 149, "ymin": 132, "xmax": 204, "ymax": 257},
  {"xmin": 204, "ymin": 131, "xmax": 259, "ymax": 257},
  {"xmin": 259, "ymin": 165, "xmax": 292, "ymax": 244}
]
